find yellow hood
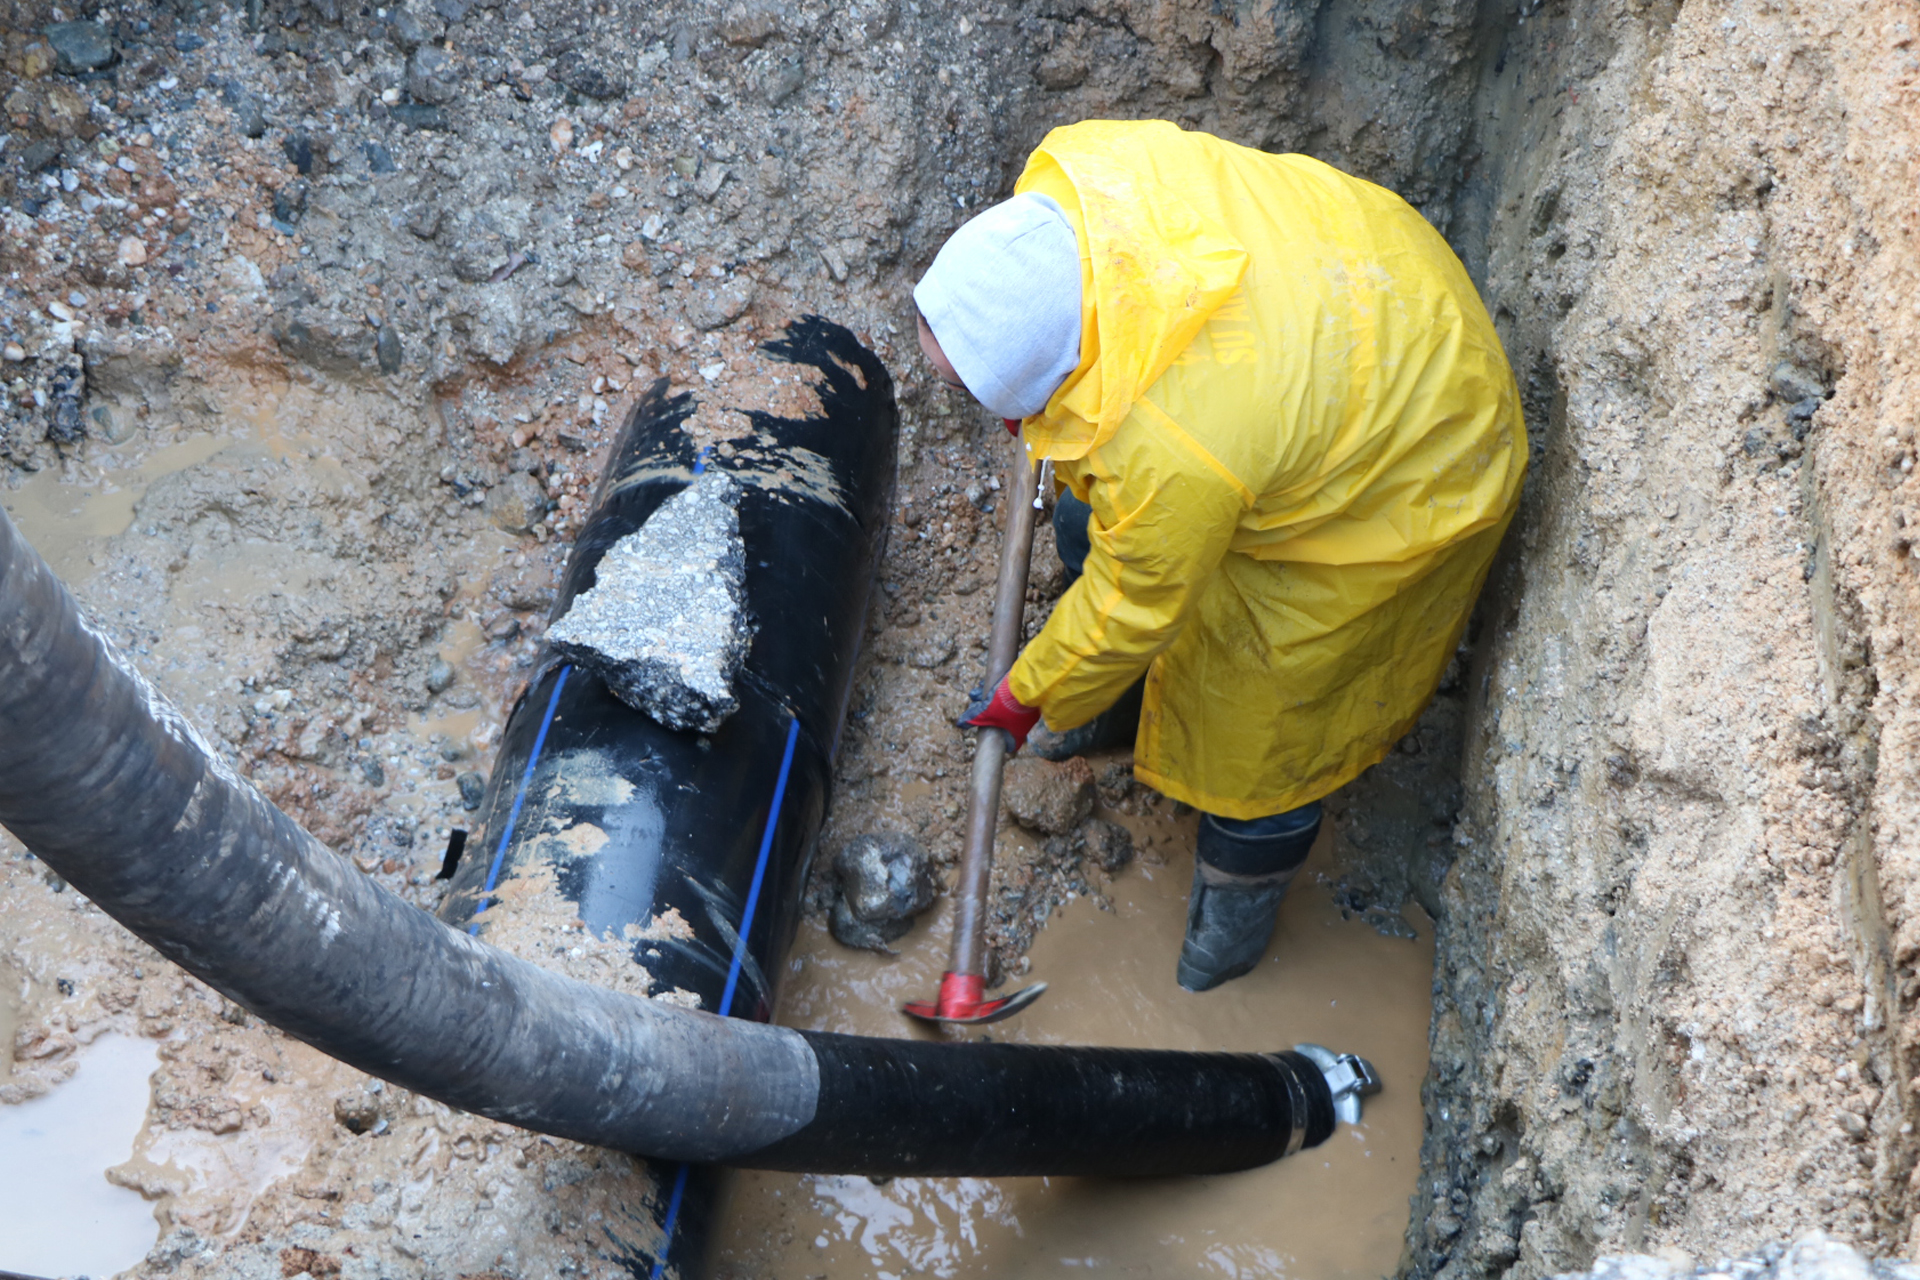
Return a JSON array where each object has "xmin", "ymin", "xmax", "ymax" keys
[{"xmin": 1014, "ymin": 120, "xmax": 1250, "ymax": 461}]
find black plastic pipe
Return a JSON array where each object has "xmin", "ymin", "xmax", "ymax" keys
[{"xmin": 0, "ymin": 317, "xmax": 1345, "ymax": 1280}]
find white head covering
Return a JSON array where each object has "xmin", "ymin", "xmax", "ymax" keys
[{"xmin": 913, "ymin": 193, "xmax": 1083, "ymax": 420}]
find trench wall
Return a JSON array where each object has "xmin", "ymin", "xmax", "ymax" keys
[{"xmin": 1414, "ymin": 0, "xmax": 1920, "ymax": 1272}]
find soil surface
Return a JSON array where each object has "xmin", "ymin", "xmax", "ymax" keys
[{"xmin": 3, "ymin": 0, "xmax": 1918, "ymax": 1276}]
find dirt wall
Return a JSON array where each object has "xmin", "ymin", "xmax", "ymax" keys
[{"xmin": 1415, "ymin": 0, "xmax": 1920, "ymax": 1273}]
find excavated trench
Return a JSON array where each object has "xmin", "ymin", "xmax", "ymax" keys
[{"xmin": 2, "ymin": 0, "xmax": 1919, "ymax": 1274}]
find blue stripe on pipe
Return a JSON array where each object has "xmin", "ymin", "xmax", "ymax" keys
[
  {"xmin": 467, "ymin": 665, "xmax": 571, "ymax": 936},
  {"xmin": 650, "ymin": 712, "xmax": 800, "ymax": 1279},
  {"xmin": 648, "ymin": 1163, "xmax": 692, "ymax": 1280},
  {"xmin": 719, "ymin": 714, "xmax": 800, "ymax": 1018}
]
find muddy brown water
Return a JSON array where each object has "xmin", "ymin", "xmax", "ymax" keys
[
  {"xmin": 716, "ymin": 819, "xmax": 1435, "ymax": 1279},
  {"xmin": 0, "ymin": 1033, "xmax": 160, "ymax": 1277}
]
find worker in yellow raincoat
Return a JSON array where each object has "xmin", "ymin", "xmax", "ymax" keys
[{"xmin": 916, "ymin": 119, "xmax": 1526, "ymax": 991}]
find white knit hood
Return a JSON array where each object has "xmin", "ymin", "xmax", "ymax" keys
[{"xmin": 913, "ymin": 193, "xmax": 1083, "ymax": 420}]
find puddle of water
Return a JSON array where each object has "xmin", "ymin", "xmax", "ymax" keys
[
  {"xmin": 718, "ymin": 822, "xmax": 1434, "ymax": 1278},
  {"xmin": 0, "ymin": 1033, "xmax": 161, "ymax": 1278},
  {"xmin": 1, "ymin": 432, "xmax": 235, "ymax": 582}
]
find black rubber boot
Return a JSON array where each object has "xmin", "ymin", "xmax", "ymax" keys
[{"xmin": 1177, "ymin": 803, "xmax": 1322, "ymax": 992}]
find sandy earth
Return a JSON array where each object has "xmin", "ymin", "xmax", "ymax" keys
[
  {"xmin": 4, "ymin": 0, "xmax": 1920, "ymax": 1276},
  {"xmin": 1404, "ymin": 0, "xmax": 1920, "ymax": 1275}
]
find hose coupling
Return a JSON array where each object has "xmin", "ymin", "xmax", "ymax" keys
[{"xmin": 1293, "ymin": 1043, "xmax": 1383, "ymax": 1125}]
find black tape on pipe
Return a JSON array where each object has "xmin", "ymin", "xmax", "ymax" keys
[{"xmin": 746, "ymin": 1039, "xmax": 1335, "ymax": 1178}]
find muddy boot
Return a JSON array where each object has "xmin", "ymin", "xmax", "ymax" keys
[
  {"xmin": 1028, "ymin": 678, "xmax": 1144, "ymax": 760},
  {"xmin": 1176, "ymin": 802, "xmax": 1322, "ymax": 992}
]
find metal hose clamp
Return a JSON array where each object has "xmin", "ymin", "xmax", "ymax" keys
[
  {"xmin": 1293, "ymin": 1043, "xmax": 1383, "ymax": 1126},
  {"xmin": 1278, "ymin": 1055, "xmax": 1311, "ymax": 1156}
]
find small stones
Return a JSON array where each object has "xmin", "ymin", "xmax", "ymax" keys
[
  {"xmin": 43, "ymin": 21, "xmax": 117, "ymax": 74},
  {"xmin": 331, "ymin": 1087, "xmax": 381, "ymax": 1134},
  {"xmin": 2, "ymin": 343, "xmax": 26, "ymax": 363},
  {"xmin": 425, "ymin": 659, "xmax": 456, "ymax": 694},
  {"xmin": 905, "ymin": 632, "xmax": 955, "ymax": 669},
  {"xmin": 829, "ymin": 832, "xmax": 938, "ymax": 953},
  {"xmin": 549, "ymin": 118, "xmax": 576, "ymax": 154},
  {"xmin": 1080, "ymin": 817, "xmax": 1134, "ymax": 874},
  {"xmin": 18, "ymin": 139, "xmax": 61, "ymax": 175},
  {"xmin": 272, "ymin": 183, "xmax": 308, "ymax": 228},
  {"xmin": 553, "ymin": 50, "xmax": 627, "ymax": 100},
  {"xmin": 621, "ymin": 241, "xmax": 651, "ymax": 272},
  {"xmin": 1095, "ymin": 758, "xmax": 1149, "ymax": 814},
  {"xmin": 234, "ymin": 98, "xmax": 268, "ymax": 139},
  {"xmin": 455, "ymin": 772, "xmax": 486, "ymax": 809},
  {"xmin": 1768, "ymin": 361, "xmax": 1826, "ymax": 406},
  {"xmin": 388, "ymin": 103, "xmax": 448, "ymax": 130},
  {"xmin": 376, "ymin": 325, "xmax": 404, "ymax": 375},
  {"xmin": 485, "ymin": 471, "xmax": 550, "ymax": 534},
  {"xmin": 720, "ymin": 1, "xmax": 782, "ymax": 48},
  {"xmin": 387, "ymin": 6, "xmax": 440, "ymax": 50},
  {"xmin": 91, "ymin": 404, "xmax": 132, "ymax": 445},
  {"xmin": 408, "ymin": 46, "xmax": 461, "ymax": 106},
  {"xmin": 758, "ymin": 56, "xmax": 819, "ymax": 103},
  {"xmin": 688, "ymin": 280, "xmax": 755, "ymax": 331},
  {"xmin": 405, "ymin": 205, "xmax": 443, "ymax": 240},
  {"xmin": 1001, "ymin": 755, "xmax": 1096, "ymax": 835},
  {"xmin": 43, "ymin": 351, "xmax": 85, "ymax": 446},
  {"xmin": 282, "ymin": 132, "xmax": 315, "ymax": 175}
]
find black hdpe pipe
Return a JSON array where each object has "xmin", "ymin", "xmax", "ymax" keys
[{"xmin": 0, "ymin": 317, "xmax": 1348, "ymax": 1279}]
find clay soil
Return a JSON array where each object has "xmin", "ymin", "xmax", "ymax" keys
[{"xmin": 5, "ymin": 0, "xmax": 1920, "ymax": 1276}]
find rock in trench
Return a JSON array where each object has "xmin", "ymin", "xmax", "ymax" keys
[
  {"xmin": 485, "ymin": 471, "xmax": 549, "ymax": 533},
  {"xmin": 1002, "ymin": 755, "xmax": 1095, "ymax": 835},
  {"xmin": 44, "ymin": 21, "xmax": 117, "ymax": 73},
  {"xmin": 829, "ymin": 831, "xmax": 937, "ymax": 953},
  {"xmin": 1080, "ymin": 817, "xmax": 1134, "ymax": 873},
  {"xmin": 546, "ymin": 471, "xmax": 754, "ymax": 734}
]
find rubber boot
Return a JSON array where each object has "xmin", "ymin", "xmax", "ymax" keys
[{"xmin": 1176, "ymin": 803, "xmax": 1322, "ymax": 992}]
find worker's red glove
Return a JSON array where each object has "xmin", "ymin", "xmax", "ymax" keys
[
  {"xmin": 961, "ymin": 678, "xmax": 1042, "ymax": 752},
  {"xmin": 1003, "ymin": 418, "xmax": 1022, "ymax": 437}
]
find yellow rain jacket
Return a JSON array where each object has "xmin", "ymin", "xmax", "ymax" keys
[{"xmin": 1003, "ymin": 120, "xmax": 1526, "ymax": 819}]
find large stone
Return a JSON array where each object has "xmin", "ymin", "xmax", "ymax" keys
[
  {"xmin": 484, "ymin": 472, "xmax": 548, "ymax": 533},
  {"xmin": 1001, "ymin": 755, "xmax": 1095, "ymax": 835},
  {"xmin": 546, "ymin": 471, "xmax": 753, "ymax": 734},
  {"xmin": 43, "ymin": 21, "xmax": 116, "ymax": 73},
  {"xmin": 407, "ymin": 46, "xmax": 460, "ymax": 106},
  {"xmin": 829, "ymin": 831, "xmax": 937, "ymax": 954}
]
